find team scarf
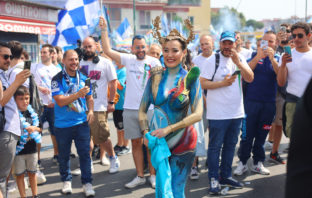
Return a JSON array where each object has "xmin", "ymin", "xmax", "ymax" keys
[{"xmin": 16, "ymin": 105, "xmax": 41, "ymax": 154}]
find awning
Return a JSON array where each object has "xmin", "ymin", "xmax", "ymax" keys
[{"xmin": 0, "ymin": 16, "xmax": 56, "ymax": 35}]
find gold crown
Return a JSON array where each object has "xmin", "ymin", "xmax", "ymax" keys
[{"xmin": 152, "ymin": 16, "xmax": 195, "ymax": 45}]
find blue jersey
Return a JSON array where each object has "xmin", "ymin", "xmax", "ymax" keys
[
  {"xmin": 115, "ymin": 67, "xmax": 126, "ymax": 110},
  {"xmin": 51, "ymin": 71, "xmax": 92, "ymax": 128},
  {"xmin": 245, "ymin": 52, "xmax": 280, "ymax": 102}
]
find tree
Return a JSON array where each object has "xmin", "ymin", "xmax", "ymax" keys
[{"xmin": 246, "ymin": 19, "xmax": 264, "ymax": 30}]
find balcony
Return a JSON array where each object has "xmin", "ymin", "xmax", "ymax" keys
[{"xmin": 167, "ymin": 0, "xmax": 200, "ymax": 6}]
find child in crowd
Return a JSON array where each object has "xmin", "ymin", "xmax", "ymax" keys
[{"xmin": 13, "ymin": 86, "xmax": 41, "ymax": 198}]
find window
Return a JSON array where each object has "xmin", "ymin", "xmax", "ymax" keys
[
  {"xmin": 139, "ymin": 10, "xmax": 151, "ymax": 29},
  {"xmin": 108, "ymin": 7, "xmax": 121, "ymax": 29}
]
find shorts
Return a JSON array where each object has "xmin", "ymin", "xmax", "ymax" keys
[
  {"xmin": 113, "ymin": 110, "xmax": 124, "ymax": 130},
  {"xmin": 13, "ymin": 153, "xmax": 38, "ymax": 176},
  {"xmin": 89, "ymin": 111, "xmax": 110, "ymax": 144},
  {"xmin": 273, "ymin": 92, "xmax": 285, "ymax": 126},
  {"xmin": 123, "ymin": 109, "xmax": 153, "ymax": 140}
]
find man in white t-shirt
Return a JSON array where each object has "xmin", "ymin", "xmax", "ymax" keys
[
  {"xmin": 190, "ymin": 34, "xmax": 214, "ymax": 179},
  {"xmin": 200, "ymin": 31, "xmax": 254, "ymax": 195},
  {"xmin": 80, "ymin": 37, "xmax": 120, "ymax": 174},
  {"xmin": 31, "ymin": 44, "xmax": 61, "ymax": 163},
  {"xmin": 235, "ymin": 31, "xmax": 252, "ymax": 61},
  {"xmin": 100, "ymin": 17, "xmax": 161, "ymax": 189},
  {"xmin": 277, "ymin": 22, "xmax": 312, "ymax": 138}
]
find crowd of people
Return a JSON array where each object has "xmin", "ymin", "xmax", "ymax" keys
[{"xmin": 0, "ymin": 15, "xmax": 311, "ymax": 198}]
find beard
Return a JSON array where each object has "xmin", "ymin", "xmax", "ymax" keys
[
  {"xmin": 221, "ymin": 48, "xmax": 231, "ymax": 57},
  {"xmin": 135, "ymin": 51, "xmax": 146, "ymax": 60},
  {"xmin": 83, "ymin": 50, "xmax": 96, "ymax": 60}
]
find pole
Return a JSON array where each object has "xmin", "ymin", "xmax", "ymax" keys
[
  {"xmin": 305, "ymin": 0, "xmax": 307, "ymax": 22},
  {"xmin": 133, "ymin": 0, "xmax": 136, "ymax": 35}
]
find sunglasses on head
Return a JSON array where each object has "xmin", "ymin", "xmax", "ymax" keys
[
  {"xmin": 292, "ymin": 33, "xmax": 304, "ymax": 39},
  {"xmin": 0, "ymin": 54, "xmax": 13, "ymax": 60}
]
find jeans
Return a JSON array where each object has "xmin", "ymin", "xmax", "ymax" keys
[
  {"xmin": 207, "ymin": 118, "xmax": 243, "ymax": 180},
  {"xmin": 238, "ymin": 100, "xmax": 276, "ymax": 165},
  {"xmin": 54, "ymin": 122, "xmax": 92, "ymax": 184},
  {"xmin": 41, "ymin": 106, "xmax": 55, "ymax": 135}
]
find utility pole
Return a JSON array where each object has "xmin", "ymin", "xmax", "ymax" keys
[
  {"xmin": 133, "ymin": 0, "xmax": 136, "ymax": 35},
  {"xmin": 305, "ymin": 0, "xmax": 307, "ymax": 22}
]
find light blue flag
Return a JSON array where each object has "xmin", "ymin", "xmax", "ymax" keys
[{"xmin": 116, "ymin": 18, "xmax": 133, "ymax": 40}]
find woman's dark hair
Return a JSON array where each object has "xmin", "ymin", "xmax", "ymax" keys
[
  {"xmin": 14, "ymin": 86, "xmax": 30, "ymax": 98},
  {"xmin": 184, "ymin": 49, "xmax": 193, "ymax": 71}
]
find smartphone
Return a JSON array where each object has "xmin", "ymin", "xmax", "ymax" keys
[
  {"xmin": 284, "ymin": 46, "xmax": 292, "ymax": 56},
  {"xmin": 280, "ymin": 26, "xmax": 287, "ymax": 33},
  {"xmin": 232, "ymin": 70, "xmax": 241, "ymax": 76},
  {"xmin": 24, "ymin": 60, "xmax": 31, "ymax": 70},
  {"xmin": 260, "ymin": 40, "xmax": 268, "ymax": 50},
  {"xmin": 85, "ymin": 78, "xmax": 91, "ymax": 87}
]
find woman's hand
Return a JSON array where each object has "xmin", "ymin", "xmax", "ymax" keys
[{"xmin": 151, "ymin": 127, "xmax": 170, "ymax": 138}]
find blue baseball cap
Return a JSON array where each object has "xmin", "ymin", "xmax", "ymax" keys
[{"xmin": 220, "ymin": 31, "xmax": 236, "ymax": 42}]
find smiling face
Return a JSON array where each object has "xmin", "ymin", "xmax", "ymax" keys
[
  {"xmin": 200, "ymin": 35, "xmax": 213, "ymax": 57},
  {"xmin": 131, "ymin": 38, "xmax": 147, "ymax": 60},
  {"xmin": 162, "ymin": 40, "xmax": 186, "ymax": 68},
  {"xmin": 0, "ymin": 47, "xmax": 11, "ymax": 71},
  {"xmin": 63, "ymin": 50, "xmax": 79, "ymax": 76}
]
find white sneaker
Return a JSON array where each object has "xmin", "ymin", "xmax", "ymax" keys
[
  {"xmin": 7, "ymin": 181, "xmax": 17, "ymax": 193},
  {"xmin": 149, "ymin": 175, "xmax": 156, "ymax": 189},
  {"xmin": 189, "ymin": 166, "xmax": 200, "ymax": 180},
  {"xmin": 72, "ymin": 168, "xmax": 81, "ymax": 176},
  {"xmin": 36, "ymin": 170, "xmax": 47, "ymax": 184},
  {"xmin": 251, "ymin": 161, "xmax": 270, "ymax": 175},
  {"xmin": 101, "ymin": 156, "xmax": 110, "ymax": 166},
  {"xmin": 234, "ymin": 161, "xmax": 248, "ymax": 176},
  {"xmin": 125, "ymin": 176, "xmax": 146, "ymax": 189},
  {"xmin": 109, "ymin": 156, "xmax": 120, "ymax": 174},
  {"xmin": 264, "ymin": 141, "xmax": 273, "ymax": 150},
  {"xmin": 83, "ymin": 183, "xmax": 95, "ymax": 197},
  {"xmin": 62, "ymin": 181, "xmax": 72, "ymax": 194}
]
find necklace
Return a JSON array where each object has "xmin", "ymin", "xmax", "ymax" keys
[{"xmin": 16, "ymin": 105, "xmax": 41, "ymax": 154}]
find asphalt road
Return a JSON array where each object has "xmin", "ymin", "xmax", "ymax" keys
[{"xmin": 9, "ymin": 114, "xmax": 288, "ymax": 198}]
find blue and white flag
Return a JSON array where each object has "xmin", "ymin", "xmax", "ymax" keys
[
  {"xmin": 161, "ymin": 14, "xmax": 169, "ymax": 36},
  {"xmin": 116, "ymin": 18, "xmax": 133, "ymax": 40},
  {"xmin": 50, "ymin": 0, "xmax": 101, "ymax": 47}
]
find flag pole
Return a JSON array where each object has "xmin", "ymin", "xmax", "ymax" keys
[
  {"xmin": 99, "ymin": 0, "xmax": 103, "ymax": 16},
  {"xmin": 133, "ymin": 0, "xmax": 136, "ymax": 35}
]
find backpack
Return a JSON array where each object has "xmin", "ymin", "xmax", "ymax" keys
[{"xmin": 204, "ymin": 53, "xmax": 220, "ymax": 96}]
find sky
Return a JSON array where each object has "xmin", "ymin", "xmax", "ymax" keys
[{"xmin": 210, "ymin": 0, "xmax": 312, "ymax": 21}]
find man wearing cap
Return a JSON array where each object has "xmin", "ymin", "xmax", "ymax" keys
[
  {"xmin": 200, "ymin": 31, "xmax": 253, "ymax": 195},
  {"xmin": 234, "ymin": 31, "xmax": 280, "ymax": 177}
]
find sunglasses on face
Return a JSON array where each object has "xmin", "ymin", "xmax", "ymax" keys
[
  {"xmin": 134, "ymin": 46, "xmax": 146, "ymax": 50},
  {"xmin": 286, "ymin": 29, "xmax": 291, "ymax": 33},
  {"xmin": 292, "ymin": 33, "xmax": 304, "ymax": 39},
  {"xmin": 0, "ymin": 54, "xmax": 13, "ymax": 60}
]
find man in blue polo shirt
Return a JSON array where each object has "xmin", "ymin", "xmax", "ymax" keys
[
  {"xmin": 234, "ymin": 31, "xmax": 280, "ymax": 176},
  {"xmin": 51, "ymin": 50, "xmax": 95, "ymax": 197}
]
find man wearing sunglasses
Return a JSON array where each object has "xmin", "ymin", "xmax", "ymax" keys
[
  {"xmin": 0, "ymin": 42, "xmax": 30, "ymax": 197},
  {"xmin": 277, "ymin": 22, "xmax": 312, "ymax": 139},
  {"xmin": 99, "ymin": 17, "xmax": 161, "ymax": 189}
]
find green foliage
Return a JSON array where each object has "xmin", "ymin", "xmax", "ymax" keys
[{"xmin": 246, "ymin": 19, "xmax": 264, "ymax": 30}]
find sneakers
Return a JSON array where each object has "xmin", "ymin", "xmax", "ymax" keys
[
  {"xmin": 149, "ymin": 175, "xmax": 156, "ymax": 189},
  {"xmin": 53, "ymin": 155, "xmax": 59, "ymax": 163},
  {"xmin": 189, "ymin": 166, "xmax": 199, "ymax": 180},
  {"xmin": 264, "ymin": 141, "xmax": 273, "ymax": 150},
  {"xmin": 109, "ymin": 156, "xmax": 120, "ymax": 174},
  {"xmin": 100, "ymin": 155, "xmax": 110, "ymax": 166},
  {"xmin": 83, "ymin": 183, "xmax": 95, "ymax": 197},
  {"xmin": 114, "ymin": 145, "xmax": 123, "ymax": 155},
  {"xmin": 36, "ymin": 170, "xmax": 47, "ymax": 185},
  {"xmin": 61, "ymin": 181, "xmax": 72, "ymax": 194},
  {"xmin": 118, "ymin": 146, "xmax": 132, "ymax": 156},
  {"xmin": 251, "ymin": 161, "xmax": 270, "ymax": 175},
  {"xmin": 72, "ymin": 168, "xmax": 81, "ymax": 176},
  {"xmin": 209, "ymin": 177, "xmax": 220, "ymax": 195},
  {"xmin": 220, "ymin": 177, "xmax": 244, "ymax": 189},
  {"xmin": 270, "ymin": 152, "xmax": 286, "ymax": 164},
  {"xmin": 234, "ymin": 161, "xmax": 248, "ymax": 176},
  {"xmin": 125, "ymin": 176, "xmax": 146, "ymax": 189}
]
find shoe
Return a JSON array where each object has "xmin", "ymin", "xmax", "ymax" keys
[
  {"xmin": 7, "ymin": 181, "xmax": 17, "ymax": 193},
  {"xmin": 100, "ymin": 156, "xmax": 110, "ymax": 166},
  {"xmin": 125, "ymin": 176, "xmax": 146, "ymax": 189},
  {"xmin": 61, "ymin": 181, "xmax": 72, "ymax": 194},
  {"xmin": 36, "ymin": 171, "xmax": 47, "ymax": 185},
  {"xmin": 109, "ymin": 156, "xmax": 120, "ymax": 174},
  {"xmin": 251, "ymin": 161, "xmax": 270, "ymax": 175},
  {"xmin": 70, "ymin": 153, "xmax": 76, "ymax": 158},
  {"xmin": 270, "ymin": 152, "xmax": 286, "ymax": 164},
  {"xmin": 52, "ymin": 155, "xmax": 59, "ymax": 164},
  {"xmin": 149, "ymin": 175, "xmax": 156, "ymax": 189},
  {"xmin": 37, "ymin": 160, "xmax": 42, "ymax": 169},
  {"xmin": 189, "ymin": 166, "xmax": 199, "ymax": 180},
  {"xmin": 72, "ymin": 168, "xmax": 81, "ymax": 176},
  {"xmin": 83, "ymin": 183, "xmax": 95, "ymax": 197},
  {"xmin": 114, "ymin": 145, "xmax": 123, "ymax": 155},
  {"xmin": 220, "ymin": 177, "xmax": 244, "ymax": 189},
  {"xmin": 264, "ymin": 141, "xmax": 273, "ymax": 150},
  {"xmin": 234, "ymin": 161, "xmax": 248, "ymax": 176},
  {"xmin": 118, "ymin": 146, "xmax": 132, "ymax": 156},
  {"xmin": 209, "ymin": 177, "xmax": 220, "ymax": 195}
]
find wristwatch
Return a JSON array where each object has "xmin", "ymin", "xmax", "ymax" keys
[{"xmin": 108, "ymin": 101, "xmax": 114, "ymax": 105}]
